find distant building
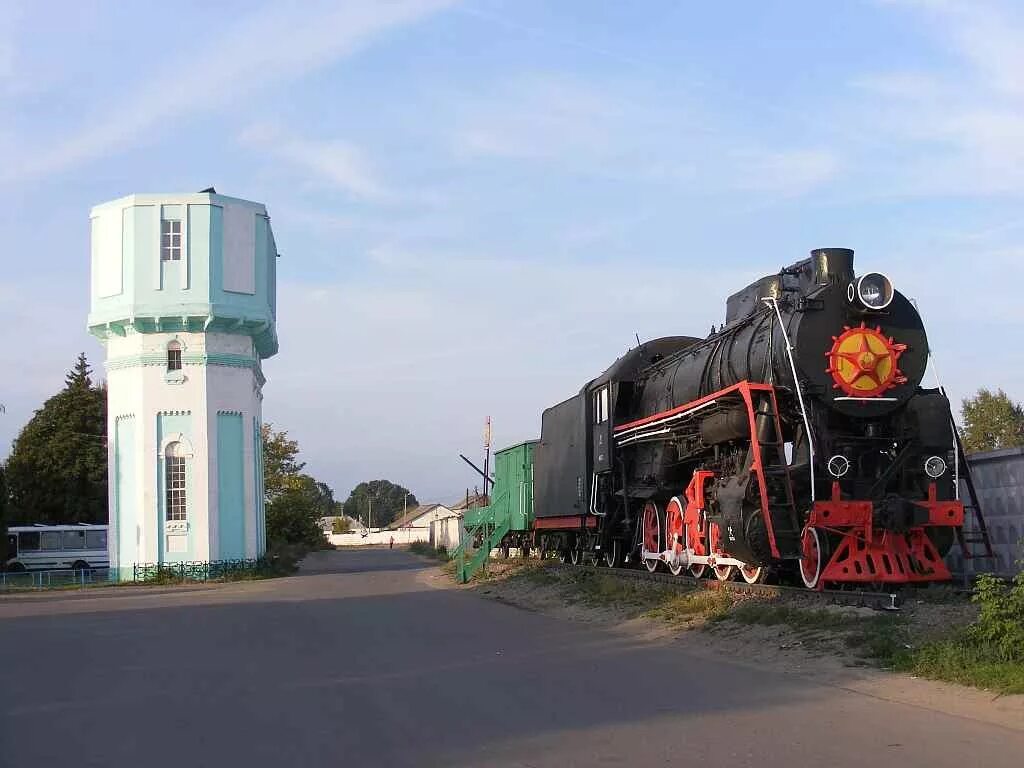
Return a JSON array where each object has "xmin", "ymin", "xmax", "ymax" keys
[
  {"xmin": 948, "ymin": 446, "xmax": 1024, "ymax": 579},
  {"xmin": 389, "ymin": 504, "xmax": 465, "ymax": 552},
  {"xmin": 88, "ymin": 191, "xmax": 278, "ymax": 577}
]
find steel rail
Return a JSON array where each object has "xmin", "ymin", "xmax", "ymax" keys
[{"xmin": 551, "ymin": 562, "xmax": 903, "ymax": 611}]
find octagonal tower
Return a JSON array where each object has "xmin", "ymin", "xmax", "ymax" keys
[{"xmin": 88, "ymin": 191, "xmax": 278, "ymax": 577}]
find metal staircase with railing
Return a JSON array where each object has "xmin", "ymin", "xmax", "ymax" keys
[{"xmin": 453, "ymin": 490, "xmax": 509, "ymax": 584}]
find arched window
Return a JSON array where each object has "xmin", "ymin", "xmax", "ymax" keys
[
  {"xmin": 165, "ymin": 441, "xmax": 187, "ymax": 521},
  {"xmin": 167, "ymin": 341, "xmax": 182, "ymax": 372}
]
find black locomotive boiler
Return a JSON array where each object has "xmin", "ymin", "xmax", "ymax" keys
[{"xmin": 532, "ymin": 248, "xmax": 969, "ymax": 587}]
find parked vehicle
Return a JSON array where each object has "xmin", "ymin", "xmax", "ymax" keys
[{"xmin": 4, "ymin": 524, "xmax": 109, "ymax": 572}]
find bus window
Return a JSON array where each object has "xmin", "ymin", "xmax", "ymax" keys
[
  {"xmin": 64, "ymin": 530, "xmax": 86, "ymax": 550},
  {"xmin": 6, "ymin": 534, "xmax": 15, "ymax": 557},
  {"xmin": 40, "ymin": 532, "xmax": 61, "ymax": 551},
  {"xmin": 86, "ymin": 530, "xmax": 107, "ymax": 550},
  {"xmin": 19, "ymin": 532, "xmax": 40, "ymax": 551}
]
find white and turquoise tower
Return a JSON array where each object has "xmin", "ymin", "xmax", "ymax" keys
[{"xmin": 88, "ymin": 191, "xmax": 278, "ymax": 577}]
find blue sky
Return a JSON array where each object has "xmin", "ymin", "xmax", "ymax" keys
[{"xmin": 1, "ymin": 0, "xmax": 1022, "ymax": 504}]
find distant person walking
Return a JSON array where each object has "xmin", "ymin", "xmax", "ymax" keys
[{"xmin": 389, "ymin": 536, "xmax": 394, "ymax": 550}]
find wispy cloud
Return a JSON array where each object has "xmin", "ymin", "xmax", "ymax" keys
[
  {"xmin": 240, "ymin": 124, "xmax": 391, "ymax": 201},
  {"xmin": 735, "ymin": 149, "xmax": 841, "ymax": 197},
  {"xmin": 1, "ymin": 0, "xmax": 455, "ymax": 183},
  {"xmin": 850, "ymin": 0, "xmax": 1024, "ymax": 196}
]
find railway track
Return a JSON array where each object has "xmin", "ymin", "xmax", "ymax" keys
[{"xmin": 550, "ymin": 561, "xmax": 904, "ymax": 611}]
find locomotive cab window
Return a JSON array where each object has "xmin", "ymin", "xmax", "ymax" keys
[{"xmin": 593, "ymin": 386, "xmax": 610, "ymax": 424}]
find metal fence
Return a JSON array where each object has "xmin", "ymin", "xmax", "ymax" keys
[
  {"xmin": 949, "ymin": 446, "xmax": 1024, "ymax": 579},
  {"xmin": 131, "ymin": 559, "xmax": 267, "ymax": 582},
  {"xmin": 0, "ymin": 558, "xmax": 269, "ymax": 591},
  {"xmin": 0, "ymin": 568, "xmax": 111, "ymax": 590}
]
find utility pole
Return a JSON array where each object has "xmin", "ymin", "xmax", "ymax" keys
[
  {"xmin": 483, "ymin": 416, "xmax": 492, "ymax": 505},
  {"xmin": 368, "ymin": 496, "xmax": 373, "ymax": 532}
]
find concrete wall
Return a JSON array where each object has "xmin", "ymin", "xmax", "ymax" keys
[
  {"xmin": 329, "ymin": 529, "xmax": 430, "ymax": 547},
  {"xmin": 430, "ymin": 516, "xmax": 465, "ymax": 552},
  {"xmin": 948, "ymin": 446, "xmax": 1024, "ymax": 578}
]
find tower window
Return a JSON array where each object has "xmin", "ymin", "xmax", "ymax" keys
[
  {"xmin": 167, "ymin": 341, "xmax": 182, "ymax": 371},
  {"xmin": 161, "ymin": 219, "xmax": 182, "ymax": 261},
  {"xmin": 165, "ymin": 442, "xmax": 187, "ymax": 521}
]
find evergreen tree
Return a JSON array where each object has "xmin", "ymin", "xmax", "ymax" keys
[{"xmin": 5, "ymin": 354, "xmax": 107, "ymax": 524}]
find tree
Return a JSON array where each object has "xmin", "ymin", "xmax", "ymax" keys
[
  {"xmin": 5, "ymin": 354, "xmax": 107, "ymax": 524},
  {"xmin": 961, "ymin": 388, "xmax": 1024, "ymax": 454},
  {"xmin": 265, "ymin": 475, "xmax": 329, "ymax": 547},
  {"xmin": 342, "ymin": 480, "xmax": 417, "ymax": 529},
  {"xmin": 0, "ymin": 463, "xmax": 8, "ymax": 563},
  {"xmin": 331, "ymin": 517, "xmax": 352, "ymax": 534},
  {"xmin": 261, "ymin": 423, "xmax": 336, "ymax": 547},
  {"xmin": 261, "ymin": 423, "xmax": 305, "ymax": 502}
]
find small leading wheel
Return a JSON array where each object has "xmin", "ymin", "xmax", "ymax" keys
[
  {"xmin": 688, "ymin": 563, "xmax": 707, "ymax": 579},
  {"xmin": 569, "ymin": 548, "xmax": 582, "ymax": 566},
  {"xmin": 713, "ymin": 564, "xmax": 735, "ymax": 581},
  {"xmin": 645, "ymin": 556, "xmax": 659, "ymax": 573},
  {"xmin": 739, "ymin": 564, "xmax": 766, "ymax": 584},
  {"xmin": 800, "ymin": 526, "xmax": 824, "ymax": 589},
  {"xmin": 602, "ymin": 540, "xmax": 621, "ymax": 568}
]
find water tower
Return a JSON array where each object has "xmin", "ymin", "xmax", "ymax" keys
[{"xmin": 88, "ymin": 191, "xmax": 278, "ymax": 577}]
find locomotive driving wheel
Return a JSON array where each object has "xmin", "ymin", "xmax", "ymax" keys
[
  {"xmin": 642, "ymin": 501, "xmax": 662, "ymax": 573},
  {"xmin": 709, "ymin": 522, "xmax": 734, "ymax": 581},
  {"xmin": 713, "ymin": 564, "xmax": 735, "ymax": 581},
  {"xmin": 602, "ymin": 540, "xmax": 622, "ymax": 568},
  {"xmin": 686, "ymin": 505, "xmax": 709, "ymax": 579},
  {"xmin": 665, "ymin": 497, "xmax": 686, "ymax": 576},
  {"xmin": 739, "ymin": 564, "xmax": 767, "ymax": 584}
]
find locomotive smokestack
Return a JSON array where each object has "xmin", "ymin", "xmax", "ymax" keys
[{"xmin": 810, "ymin": 247, "xmax": 854, "ymax": 286}]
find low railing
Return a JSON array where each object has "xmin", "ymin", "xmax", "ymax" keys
[
  {"xmin": 132, "ymin": 559, "xmax": 267, "ymax": 582},
  {"xmin": 0, "ymin": 568, "xmax": 111, "ymax": 590},
  {"xmin": 0, "ymin": 559, "xmax": 270, "ymax": 591}
]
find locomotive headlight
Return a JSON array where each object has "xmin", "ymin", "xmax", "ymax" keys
[
  {"xmin": 924, "ymin": 455, "xmax": 947, "ymax": 479},
  {"xmin": 848, "ymin": 272, "xmax": 894, "ymax": 310}
]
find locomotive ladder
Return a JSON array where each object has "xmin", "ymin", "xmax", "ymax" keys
[
  {"xmin": 949, "ymin": 415, "xmax": 995, "ymax": 573},
  {"xmin": 748, "ymin": 387, "xmax": 803, "ymax": 559}
]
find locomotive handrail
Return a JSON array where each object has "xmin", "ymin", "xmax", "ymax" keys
[{"xmin": 761, "ymin": 297, "xmax": 816, "ymax": 501}]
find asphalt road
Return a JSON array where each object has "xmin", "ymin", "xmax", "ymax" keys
[{"xmin": 1, "ymin": 548, "xmax": 1021, "ymax": 767}]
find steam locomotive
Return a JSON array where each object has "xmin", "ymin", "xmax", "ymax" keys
[{"xmin": 531, "ymin": 248, "xmax": 965, "ymax": 588}]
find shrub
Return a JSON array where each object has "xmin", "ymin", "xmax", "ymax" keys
[{"xmin": 965, "ymin": 573, "xmax": 1024, "ymax": 662}]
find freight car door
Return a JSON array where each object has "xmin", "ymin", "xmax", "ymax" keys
[{"xmin": 592, "ymin": 385, "xmax": 611, "ymax": 473}]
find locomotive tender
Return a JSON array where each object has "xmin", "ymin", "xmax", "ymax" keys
[{"xmin": 531, "ymin": 247, "xmax": 966, "ymax": 588}]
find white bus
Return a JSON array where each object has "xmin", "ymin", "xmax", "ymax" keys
[{"xmin": 4, "ymin": 524, "xmax": 110, "ymax": 572}]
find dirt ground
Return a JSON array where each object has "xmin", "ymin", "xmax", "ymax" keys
[{"xmin": 418, "ymin": 560, "xmax": 1024, "ymax": 732}]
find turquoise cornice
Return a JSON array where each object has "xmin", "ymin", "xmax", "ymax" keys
[{"xmin": 88, "ymin": 310, "xmax": 277, "ymax": 358}]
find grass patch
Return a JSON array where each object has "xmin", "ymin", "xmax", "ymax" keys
[
  {"xmin": 648, "ymin": 588, "xmax": 734, "ymax": 624},
  {"xmin": 409, "ymin": 541, "xmax": 452, "ymax": 561}
]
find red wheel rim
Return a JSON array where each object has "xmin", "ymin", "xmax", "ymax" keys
[
  {"xmin": 740, "ymin": 565, "xmax": 763, "ymax": 584},
  {"xmin": 665, "ymin": 498, "xmax": 684, "ymax": 557},
  {"xmin": 800, "ymin": 527, "xmax": 822, "ymax": 588},
  {"xmin": 642, "ymin": 501, "xmax": 660, "ymax": 553}
]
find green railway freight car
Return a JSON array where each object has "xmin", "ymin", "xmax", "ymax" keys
[{"xmin": 456, "ymin": 440, "xmax": 537, "ymax": 582}]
